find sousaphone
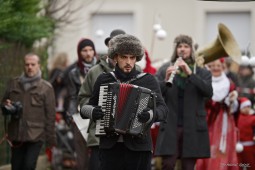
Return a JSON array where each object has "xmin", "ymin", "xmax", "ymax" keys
[{"xmin": 195, "ymin": 23, "xmax": 241, "ymax": 72}]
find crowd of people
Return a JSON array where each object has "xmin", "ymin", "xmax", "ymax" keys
[{"xmin": 1, "ymin": 28, "xmax": 255, "ymax": 170}]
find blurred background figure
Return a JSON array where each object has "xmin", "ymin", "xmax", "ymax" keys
[
  {"xmin": 196, "ymin": 58, "xmax": 239, "ymax": 170},
  {"xmin": 62, "ymin": 61, "xmax": 78, "ymax": 114},
  {"xmin": 67, "ymin": 38, "xmax": 98, "ymax": 116},
  {"xmin": 236, "ymin": 65, "xmax": 255, "ymax": 108},
  {"xmin": 47, "ymin": 53, "xmax": 75, "ymax": 169},
  {"xmin": 67, "ymin": 38, "xmax": 98, "ymax": 170},
  {"xmin": 49, "ymin": 52, "xmax": 69, "ymax": 112},
  {"xmin": 236, "ymin": 97, "xmax": 255, "ymax": 170},
  {"xmin": 223, "ymin": 57, "xmax": 239, "ymax": 87}
]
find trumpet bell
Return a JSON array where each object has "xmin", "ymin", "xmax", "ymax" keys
[{"xmin": 195, "ymin": 23, "xmax": 242, "ymax": 65}]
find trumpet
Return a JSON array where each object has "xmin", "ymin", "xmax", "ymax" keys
[{"xmin": 166, "ymin": 54, "xmax": 183, "ymax": 86}]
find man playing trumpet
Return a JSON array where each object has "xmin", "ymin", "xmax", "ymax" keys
[{"xmin": 155, "ymin": 34, "xmax": 213, "ymax": 170}]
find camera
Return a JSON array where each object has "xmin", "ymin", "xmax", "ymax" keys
[{"xmin": 1, "ymin": 101, "xmax": 22, "ymax": 119}]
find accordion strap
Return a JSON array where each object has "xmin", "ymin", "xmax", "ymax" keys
[{"xmin": 110, "ymin": 72, "xmax": 147, "ymax": 83}]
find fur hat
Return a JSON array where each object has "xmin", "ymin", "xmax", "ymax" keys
[
  {"xmin": 104, "ymin": 29, "xmax": 126, "ymax": 46},
  {"xmin": 108, "ymin": 34, "xmax": 144, "ymax": 62},
  {"xmin": 171, "ymin": 34, "xmax": 195, "ymax": 63}
]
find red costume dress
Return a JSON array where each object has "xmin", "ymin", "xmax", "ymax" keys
[
  {"xmin": 196, "ymin": 73, "xmax": 239, "ymax": 170},
  {"xmin": 237, "ymin": 112, "xmax": 255, "ymax": 170}
]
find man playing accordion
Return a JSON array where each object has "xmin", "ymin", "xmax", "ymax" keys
[{"xmin": 80, "ymin": 34, "xmax": 168, "ymax": 170}]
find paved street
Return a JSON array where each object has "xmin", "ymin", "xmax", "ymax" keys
[{"xmin": 0, "ymin": 155, "xmax": 50, "ymax": 170}]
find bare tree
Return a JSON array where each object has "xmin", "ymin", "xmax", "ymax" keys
[{"xmin": 44, "ymin": 0, "xmax": 94, "ymax": 28}]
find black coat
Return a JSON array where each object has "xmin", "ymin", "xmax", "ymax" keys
[
  {"xmin": 88, "ymin": 68, "xmax": 168, "ymax": 151},
  {"xmin": 67, "ymin": 67, "xmax": 83, "ymax": 115},
  {"xmin": 155, "ymin": 62, "xmax": 213, "ymax": 158}
]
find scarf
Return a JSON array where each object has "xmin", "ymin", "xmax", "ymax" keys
[
  {"xmin": 212, "ymin": 72, "xmax": 230, "ymax": 102},
  {"xmin": 20, "ymin": 70, "xmax": 41, "ymax": 91},
  {"xmin": 82, "ymin": 57, "xmax": 97, "ymax": 75},
  {"xmin": 113, "ymin": 64, "xmax": 140, "ymax": 83},
  {"xmin": 176, "ymin": 58, "xmax": 194, "ymax": 89}
]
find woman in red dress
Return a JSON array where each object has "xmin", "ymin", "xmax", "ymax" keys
[{"xmin": 196, "ymin": 59, "xmax": 239, "ymax": 170}]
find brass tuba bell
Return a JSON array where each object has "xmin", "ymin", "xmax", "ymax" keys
[{"xmin": 195, "ymin": 23, "xmax": 242, "ymax": 71}]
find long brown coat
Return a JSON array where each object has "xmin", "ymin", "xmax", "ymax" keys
[
  {"xmin": 2, "ymin": 77, "xmax": 56, "ymax": 146},
  {"xmin": 155, "ymin": 62, "xmax": 213, "ymax": 158}
]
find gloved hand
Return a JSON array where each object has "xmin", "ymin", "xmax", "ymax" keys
[
  {"xmin": 229, "ymin": 90, "xmax": 238, "ymax": 102},
  {"xmin": 92, "ymin": 106, "xmax": 104, "ymax": 121},
  {"xmin": 138, "ymin": 108, "xmax": 151, "ymax": 123},
  {"xmin": 224, "ymin": 90, "xmax": 238, "ymax": 106}
]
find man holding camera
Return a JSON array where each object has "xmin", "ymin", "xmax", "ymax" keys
[{"xmin": 1, "ymin": 53, "xmax": 56, "ymax": 170}]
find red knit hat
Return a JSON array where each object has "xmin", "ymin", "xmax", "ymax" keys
[{"xmin": 239, "ymin": 97, "xmax": 251, "ymax": 110}]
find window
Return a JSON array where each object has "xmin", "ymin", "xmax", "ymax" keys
[{"xmin": 91, "ymin": 13, "xmax": 134, "ymax": 55}]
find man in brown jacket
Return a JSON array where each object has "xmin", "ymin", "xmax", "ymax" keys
[{"xmin": 1, "ymin": 53, "xmax": 56, "ymax": 170}]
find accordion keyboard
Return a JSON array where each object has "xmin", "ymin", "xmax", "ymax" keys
[
  {"xmin": 96, "ymin": 85, "xmax": 113, "ymax": 136},
  {"xmin": 95, "ymin": 85, "xmax": 108, "ymax": 136}
]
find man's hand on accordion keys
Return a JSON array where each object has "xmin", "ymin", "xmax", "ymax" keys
[
  {"xmin": 92, "ymin": 106, "xmax": 104, "ymax": 121},
  {"xmin": 138, "ymin": 108, "xmax": 153, "ymax": 123}
]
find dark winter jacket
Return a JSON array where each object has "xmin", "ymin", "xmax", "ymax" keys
[
  {"xmin": 86, "ymin": 65, "xmax": 168, "ymax": 151},
  {"xmin": 155, "ymin": 61, "xmax": 213, "ymax": 158},
  {"xmin": 67, "ymin": 66, "xmax": 84, "ymax": 115},
  {"xmin": 78, "ymin": 56, "xmax": 143, "ymax": 147}
]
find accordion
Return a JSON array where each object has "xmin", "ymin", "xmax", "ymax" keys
[{"xmin": 95, "ymin": 83, "xmax": 155, "ymax": 137}]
